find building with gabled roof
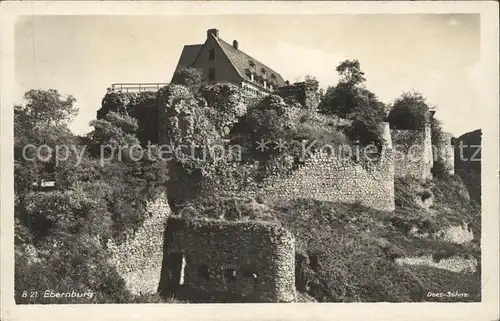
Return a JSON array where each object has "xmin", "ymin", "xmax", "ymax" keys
[{"xmin": 172, "ymin": 28, "xmax": 287, "ymax": 98}]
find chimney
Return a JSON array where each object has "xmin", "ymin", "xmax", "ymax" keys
[
  {"xmin": 233, "ymin": 40, "xmax": 239, "ymax": 50},
  {"xmin": 207, "ymin": 28, "xmax": 219, "ymax": 39}
]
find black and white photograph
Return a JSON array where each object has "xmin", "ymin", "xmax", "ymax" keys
[{"xmin": 1, "ymin": 1, "xmax": 498, "ymax": 320}]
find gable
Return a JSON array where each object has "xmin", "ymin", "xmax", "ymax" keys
[
  {"xmin": 174, "ymin": 30, "xmax": 287, "ymax": 90},
  {"xmin": 216, "ymin": 39, "xmax": 286, "ymax": 88},
  {"xmin": 175, "ymin": 44, "xmax": 203, "ymax": 69},
  {"xmin": 190, "ymin": 35, "xmax": 242, "ymax": 84}
]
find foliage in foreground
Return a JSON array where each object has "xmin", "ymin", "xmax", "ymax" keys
[{"xmin": 15, "ymin": 90, "xmax": 169, "ymax": 303}]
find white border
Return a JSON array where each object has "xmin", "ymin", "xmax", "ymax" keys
[{"xmin": 1, "ymin": 2, "xmax": 499, "ymax": 321}]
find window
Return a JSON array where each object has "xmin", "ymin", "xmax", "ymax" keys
[
  {"xmin": 208, "ymin": 68, "xmax": 215, "ymax": 81},
  {"xmin": 208, "ymin": 48, "xmax": 215, "ymax": 61},
  {"xmin": 249, "ymin": 61, "xmax": 256, "ymax": 72}
]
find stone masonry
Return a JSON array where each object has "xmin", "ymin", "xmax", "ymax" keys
[
  {"xmin": 253, "ymin": 153, "xmax": 395, "ymax": 212},
  {"xmin": 106, "ymin": 192, "xmax": 171, "ymax": 295},
  {"xmin": 276, "ymin": 83, "xmax": 320, "ymax": 110},
  {"xmin": 435, "ymin": 132, "xmax": 455, "ymax": 175},
  {"xmin": 159, "ymin": 217, "xmax": 296, "ymax": 302},
  {"xmin": 243, "ymin": 122, "xmax": 395, "ymax": 212},
  {"xmin": 391, "ymin": 124, "xmax": 433, "ymax": 180}
]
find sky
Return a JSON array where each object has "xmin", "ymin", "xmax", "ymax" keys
[{"xmin": 15, "ymin": 14, "xmax": 480, "ymax": 136}]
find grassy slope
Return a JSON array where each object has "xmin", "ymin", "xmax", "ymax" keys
[{"xmin": 273, "ymin": 174, "xmax": 481, "ymax": 302}]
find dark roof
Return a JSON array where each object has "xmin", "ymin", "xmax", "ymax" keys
[
  {"xmin": 176, "ymin": 44, "xmax": 203, "ymax": 68},
  {"xmin": 216, "ymin": 38, "xmax": 286, "ymax": 88}
]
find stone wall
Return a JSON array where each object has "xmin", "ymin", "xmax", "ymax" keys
[
  {"xmin": 253, "ymin": 153, "xmax": 395, "ymax": 212},
  {"xmin": 106, "ymin": 192, "xmax": 171, "ymax": 295},
  {"xmin": 242, "ymin": 123, "xmax": 395, "ymax": 211},
  {"xmin": 454, "ymin": 129, "xmax": 481, "ymax": 204},
  {"xmin": 391, "ymin": 124, "xmax": 433, "ymax": 180},
  {"xmin": 285, "ymin": 106, "xmax": 353, "ymax": 128},
  {"xmin": 435, "ymin": 132, "xmax": 455, "ymax": 175},
  {"xmin": 159, "ymin": 217, "xmax": 295, "ymax": 302},
  {"xmin": 276, "ymin": 83, "xmax": 320, "ymax": 110}
]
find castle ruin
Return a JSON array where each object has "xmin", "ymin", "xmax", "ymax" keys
[{"xmin": 158, "ymin": 217, "xmax": 296, "ymax": 302}]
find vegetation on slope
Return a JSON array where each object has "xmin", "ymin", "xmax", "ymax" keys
[
  {"xmin": 191, "ymin": 173, "xmax": 480, "ymax": 302},
  {"xmin": 14, "ymin": 90, "xmax": 169, "ymax": 303},
  {"xmin": 14, "ymin": 57, "xmax": 482, "ymax": 304}
]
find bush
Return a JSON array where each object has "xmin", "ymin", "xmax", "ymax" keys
[
  {"xmin": 177, "ymin": 196, "xmax": 277, "ymax": 222},
  {"xmin": 293, "ymin": 122, "xmax": 348, "ymax": 153},
  {"xmin": 431, "ymin": 160, "xmax": 449, "ymax": 178},
  {"xmin": 171, "ymin": 66, "xmax": 204, "ymax": 87},
  {"xmin": 230, "ymin": 95, "xmax": 293, "ymax": 161},
  {"xmin": 15, "ymin": 237, "xmax": 132, "ymax": 304},
  {"xmin": 430, "ymin": 117, "xmax": 450, "ymax": 177},
  {"xmin": 14, "ymin": 89, "xmax": 171, "ymax": 305},
  {"xmin": 273, "ymin": 199, "xmax": 429, "ymax": 302},
  {"xmin": 388, "ymin": 91, "xmax": 430, "ymax": 130},
  {"xmin": 430, "ymin": 117, "xmax": 445, "ymax": 144},
  {"xmin": 272, "ymin": 193, "xmax": 480, "ymax": 302}
]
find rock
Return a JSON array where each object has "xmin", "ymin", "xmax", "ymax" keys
[{"xmin": 434, "ymin": 223, "xmax": 474, "ymax": 244}]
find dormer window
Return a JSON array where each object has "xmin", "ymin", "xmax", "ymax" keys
[
  {"xmin": 249, "ymin": 60, "xmax": 255, "ymax": 67},
  {"xmin": 261, "ymin": 68, "xmax": 266, "ymax": 74}
]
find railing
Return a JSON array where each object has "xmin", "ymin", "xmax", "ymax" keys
[{"xmin": 110, "ymin": 83, "xmax": 169, "ymax": 93}]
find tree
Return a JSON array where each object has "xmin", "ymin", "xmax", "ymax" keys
[
  {"xmin": 303, "ymin": 75, "xmax": 320, "ymax": 92},
  {"xmin": 14, "ymin": 89, "xmax": 78, "ymax": 199},
  {"xmin": 317, "ymin": 60, "xmax": 386, "ymax": 153},
  {"xmin": 14, "ymin": 89, "xmax": 170, "ymax": 303},
  {"xmin": 15, "ymin": 89, "xmax": 78, "ymax": 127},
  {"xmin": 387, "ymin": 91, "xmax": 431, "ymax": 130},
  {"xmin": 87, "ymin": 111, "xmax": 141, "ymax": 160},
  {"xmin": 319, "ymin": 59, "xmax": 385, "ymax": 119},
  {"xmin": 336, "ymin": 59, "xmax": 366, "ymax": 87}
]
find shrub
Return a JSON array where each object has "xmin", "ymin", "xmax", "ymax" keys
[
  {"xmin": 431, "ymin": 160, "xmax": 449, "ymax": 178},
  {"xmin": 430, "ymin": 117, "xmax": 445, "ymax": 144},
  {"xmin": 15, "ymin": 237, "xmax": 132, "ymax": 304},
  {"xmin": 388, "ymin": 91, "xmax": 431, "ymax": 130},
  {"xmin": 293, "ymin": 122, "xmax": 348, "ymax": 153},
  {"xmin": 430, "ymin": 117, "xmax": 450, "ymax": 176},
  {"xmin": 273, "ymin": 193, "xmax": 480, "ymax": 302},
  {"xmin": 273, "ymin": 199, "xmax": 429, "ymax": 302},
  {"xmin": 177, "ymin": 195, "xmax": 277, "ymax": 222},
  {"xmin": 318, "ymin": 60, "xmax": 387, "ymax": 155},
  {"xmin": 230, "ymin": 94, "xmax": 293, "ymax": 162},
  {"xmin": 171, "ymin": 66, "xmax": 204, "ymax": 87},
  {"xmin": 14, "ymin": 88, "xmax": 170, "ymax": 305}
]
